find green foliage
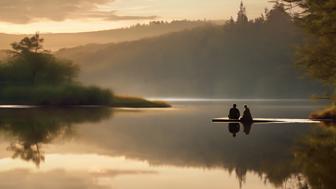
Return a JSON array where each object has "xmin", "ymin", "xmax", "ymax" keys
[
  {"xmin": 0, "ymin": 85, "xmax": 114, "ymax": 106},
  {"xmin": 0, "ymin": 53, "xmax": 79, "ymax": 85},
  {"xmin": 282, "ymin": 0, "xmax": 336, "ymax": 88},
  {"xmin": 11, "ymin": 33, "xmax": 44, "ymax": 54},
  {"xmin": 0, "ymin": 33, "xmax": 79, "ymax": 85},
  {"xmin": 296, "ymin": 40, "xmax": 336, "ymax": 86},
  {"xmin": 0, "ymin": 34, "xmax": 113, "ymax": 106}
]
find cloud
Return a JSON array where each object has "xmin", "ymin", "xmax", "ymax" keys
[
  {"xmin": 87, "ymin": 10, "xmax": 158, "ymax": 21},
  {"xmin": 0, "ymin": 0, "xmax": 157, "ymax": 24},
  {"xmin": 0, "ymin": 169, "xmax": 157, "ymax": 189}
]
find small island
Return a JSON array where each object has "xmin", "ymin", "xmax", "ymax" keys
[{"xmin": 0, "ymin": 34, "xmax": 170, "ymax": 108}]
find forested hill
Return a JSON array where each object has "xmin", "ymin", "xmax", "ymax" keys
[
  {"xmin": 56, "ymin": 5, "xmax": 323, "ymax": 98},
  {"xmin": 0, "ymin": 20, "xmax": 212, "ymax": 51}
]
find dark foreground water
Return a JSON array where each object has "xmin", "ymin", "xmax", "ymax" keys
[{"xmin": 0, "ymin": 100, "xmax": 334, "ymax": 189}]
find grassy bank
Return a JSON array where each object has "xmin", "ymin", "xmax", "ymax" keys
[
  {"xmin": 112, "ymin": 96, "xmax": 170, "ymax": 108},
  {"xmin": 0, "ymin": 85, "xmax": 170, "ymax": 108},
  {"xmin": 310, "ymin": 105, "xmax": 336, "ymax": 120}
]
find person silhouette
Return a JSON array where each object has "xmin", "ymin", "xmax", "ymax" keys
[
  {"xmin": 228, "ymin": 123, "xmax": 240, "ymax": 137},
  {"xmin": 241, "ymin": 105, "xmax": 253, "ymax": 123},
  {"xmin": 228, "ymin": 104, "xmax": 240, "ymax": 119},
  {"xmin": 242, "ymin": 122, "xmax": 252, "ymax": 135}
]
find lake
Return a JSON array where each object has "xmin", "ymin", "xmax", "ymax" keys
[{"xmin": 0, "ymin": 99, "xmax": 334, "ymax": 189}]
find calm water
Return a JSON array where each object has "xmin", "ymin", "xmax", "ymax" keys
[{"xmin": 0, "ymin": 100, "xmax": 334, "ymax": 189}]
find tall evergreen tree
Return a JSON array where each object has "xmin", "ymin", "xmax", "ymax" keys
[
  {"xmin": 237, "ymin": 1, "xmax": 248, "ymax": 24},
  {"xmin": 282, "ymin": 0, "xmax": 336, "ymax": 91}
]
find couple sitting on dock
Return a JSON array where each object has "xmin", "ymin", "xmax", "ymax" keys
[{"xmin": 229, "ymin": 104, "xmax": 253, "ymax": 123}]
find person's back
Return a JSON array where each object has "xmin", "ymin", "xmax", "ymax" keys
[
  {"xmin": 228, "ymin": 104, "xmax": 240, "ymax": 119},
  {"xmin": 241, "ymin": 105, "xmax": 253, "ymax": 122}
]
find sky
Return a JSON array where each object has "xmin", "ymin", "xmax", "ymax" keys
[{"xmin": 0, "ymin": 0, "xmax": 271, "ymax": 34}]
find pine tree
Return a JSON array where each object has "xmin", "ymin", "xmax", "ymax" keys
[
  {"xmin": 237, "ymin": 1, "xmax": 248, "ymax": 24},
  {"xmin": 281, "ymin": 0, "xmax": 336, "ymax": 90}
]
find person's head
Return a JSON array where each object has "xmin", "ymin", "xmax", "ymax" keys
[{"xmin": 233, "ymin": 104, "xmax": 237, "ymax": 108}]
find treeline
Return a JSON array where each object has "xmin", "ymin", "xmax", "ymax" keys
[
  {"xmin": 129, "ymin": 19, "xmax": 214, "ymax": 28},
  {"xmin": 57, "ymin": 3, "xmax": 323, "ymax": 98},
  {"xmin": 0, "ymin": 20, "xmax": 210, "ymax": 50}
]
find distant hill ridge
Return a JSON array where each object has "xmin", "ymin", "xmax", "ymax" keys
[
  {"xmin": 0, "ymin": 20, "xmax": 216, "ymax": 50},
  {"xmin": 55, "ymin": 18, "xmax": 323, "ymax": 98}
]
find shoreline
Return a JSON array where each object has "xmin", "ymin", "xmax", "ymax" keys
[{"xmin": 0, "ymin": 98, "xmax": 171, "ymax": 109}]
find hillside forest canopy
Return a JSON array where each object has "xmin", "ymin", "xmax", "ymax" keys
[{"xmin": 56, "ymin": 2, "xmax": 324, "ymax": 98}]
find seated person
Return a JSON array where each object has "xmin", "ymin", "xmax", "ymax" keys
[
  {"xmin": 241, "ymin": 105, "xmax": 253, "ymax": 122},
  {"xmin": 228, "ymin": 104, "xmax": 240, "ymax": 119}
]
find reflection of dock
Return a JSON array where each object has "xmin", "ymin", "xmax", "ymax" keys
[{"xmin": 212, "ymin": 117, "xmax": 328, "ymax": 124}]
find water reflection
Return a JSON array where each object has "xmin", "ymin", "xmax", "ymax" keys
[
  {"xmin": 0, "ymin": 108, "xmax": 112, "ymax": 166},
  {"xmin": 223, "ymin": 120, "xmax": 336, "ymax": 189},
  {"xmin": 292, "ymin": 125, "xmax": 336, "ymax": 189},
  {"xmin": 228, "ymin": 123, "xmax": 240, "ymax": 137},
  {"xmin": 228, "ymin": 123, "xmax": 253, "ymax": 137},
  {"xmin": 0, "ymin": 102, "xmax": 334, "ymax": 189},
  {"xmin": 243, "ymin": 122, "xmax": 252, "ymax": 135}
]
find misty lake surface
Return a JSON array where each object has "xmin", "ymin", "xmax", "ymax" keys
[{"xmin": 0, "ymin": 99, "xmax": 334, "ymax": 189}]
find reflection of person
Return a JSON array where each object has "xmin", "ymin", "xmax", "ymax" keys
[
  {"xmin": 229, "ymin": 123, "xmax": 240, "ymax": 137},
  {"xmin": 241, "ymin": 105, "xmax": 253, "ymax": 122},
  {"xmin": 228, "ymin": 104, "xmax": 240, "ymax": 119},
  {"xmin": 243, "ymin": 122, "xmax": 252, "ymax": 135}
]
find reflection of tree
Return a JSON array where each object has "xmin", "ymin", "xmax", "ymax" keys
[
  {"xmin": 8, "ymin": 143, "xmax": 44, "ymax": 167},
  {"xmin": 3, "ymin": 106, "xmax": 332, "ymax": 188},
  {"xmin": 293, "ymin": 126, "xmax": 336, "ymax": 189},
  {"xmin": 97, "ymin": 120, "xmax": 336, "ymax": 188},
  {"xmin": 96, "ymin": 121, "xmax": 308, "ymax": 188},
  {"xmin": 0, "ymin": 108, "xmax": 112, "ymax": 167}
]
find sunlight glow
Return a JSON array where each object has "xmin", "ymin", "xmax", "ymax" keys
[
  {"xmin": 0, "ymin": 0, "xmax": 271, "ymax": 34},
  {"xmin": 0, "ymin": 154, "xmax": 277, "ymax": 189}
]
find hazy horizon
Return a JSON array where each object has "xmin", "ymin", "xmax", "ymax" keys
[
  {"xmin": 0, "ymin": 19, "xmax": 222, "ymax": 35},
  {"xmin": 0, "ymin": 0, "xmax": 271, "ymax": 34}
]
